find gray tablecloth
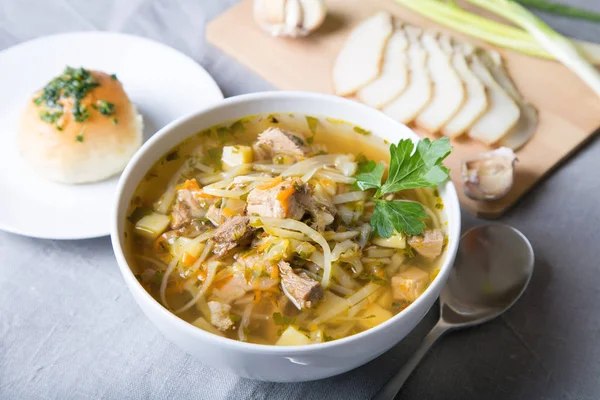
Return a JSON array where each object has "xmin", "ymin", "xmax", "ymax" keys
[{"xmin": 1, "ymin": 1, "xmax": 600, "ymax": 399}]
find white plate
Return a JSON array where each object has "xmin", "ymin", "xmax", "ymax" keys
[{"xmin": 0, "ymin": 32, "xmax": 223, "ymax": 240}]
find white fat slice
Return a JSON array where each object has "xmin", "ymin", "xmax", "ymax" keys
[
  {"xmin": 332, "ymin": 11, "xmax": 393, "ymax": 96},
  {"xmin": 439, "ymin": 35, "xmax": 488, "ymax": 137},
  {"xmin": 382, "ymin": 26, "xmax": 432, "ymax": 124},
  {"xmin": 357, "ymin": 30, "xmax": 409, "ymax": 108},
  {"xmin": 468, "ymin": 55, "xmax": 521, "ymax": 145},
  {"xmin": 477, "ymin": 50, "xmax": 538, "ymax": 150},
  {"xmin": 415, "ymin": 32, "xmax": 465, "ymax": 133}
]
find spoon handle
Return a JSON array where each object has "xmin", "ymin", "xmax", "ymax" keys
[{"xmin": 372, "ymin": 322, "xmax": 449, "ymax": 400}]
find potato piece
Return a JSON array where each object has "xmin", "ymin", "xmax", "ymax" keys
[
  {"xmin": 221, "ymin": 145, "xmax": 253, "ymax": 170},
  {"xmin": 357, "ymin": 30, "xmax": 409, "ymax": 108},
  {"xmin": 332, "ymin": 11, "xmax": 393, "ymax": 96},
  {"xmin": 134, "ymin": 212, "xmax": 170, "ymax": 239},
  {"xmin": 415, "ymin": 32, "xmax": 465, "ymax": 133},
  {"xmin": 276, "ymin": 326, "xmax": 311, "ymax": 346},
  {"xmin": 376, "ymin": 289, "xmax": 393, "ymax": 308},
  {"xmin": 173, "ymin": 237, "xmax": 205, "ymax": 260},
  {"xmin": 357, "ymin": 303, "xmax": 394, "ymax": 330},
  {"xmin": 468, "ymin": 55, "xmax": 520, "ymax": 145},
  {"xmin": 373, "ymin": 232, "xmax": 406, "ymax": 249},
  {"xmin": 391, "ymin": 267, "xmax": 430, "ymax": 303},
  {"xmin": 382, "ymin": 26, "xmax": 432, "ymax": 124}
]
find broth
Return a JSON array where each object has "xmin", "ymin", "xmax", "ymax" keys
[{"xmin": 125, "ymin": 113, "xmax": 446, "ymax": 345}]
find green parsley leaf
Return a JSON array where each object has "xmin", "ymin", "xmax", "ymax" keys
[
  {"xmin": 353, "ymin": 137, "xmax": 451, "ymax": 237},
  {"xmin": 380, "ymin": 138, "xmax": 452, "ymax": 195},
  {"xmin": 371, "ymin": 200, "xmax": 427, "ymax": 238},
  {"xmin": 354, "ymin": 161, "xmax": 384, "ymax": 191},
  {"xmin": 75, "ymin": 135, "xmax": 84, "ymax": 142}
]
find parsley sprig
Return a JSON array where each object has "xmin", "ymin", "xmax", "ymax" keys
[{"xmin": 355, "ymin": 138, "xmax": 452, "ymax": 238}]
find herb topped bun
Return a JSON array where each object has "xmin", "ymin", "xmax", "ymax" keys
[{"xmin": 19, "ymin": 66, "xmax": 143, "ymax": 184}]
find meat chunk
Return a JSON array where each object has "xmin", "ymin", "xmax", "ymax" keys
[
  {"xmin": 252, "ymin": 128, "xmax": 308, "ymax": 160},
  {"xmin": 170, "ymin": 182, "xmax": 208, "ymax": 229},
  {"xmin": 246, "ymin": 178, "xmax": 310, "ymax": 220},
  {"xmin": 391, "ymin": 267, "xmax": 430, "ymax": 303},
  {"xmin": 206, "ymin": 198, "xmax": 247, "ymax": 226},
  {"xmin": 278, "ymin": 261, "xmax": 323, "ymax": 309},
  {"xmin": 212, "ymin": 216, "xmax": 255, "ymax": 257},
  {"xmin": 207, "ymin": 301, "xmax": 234, "ymax": 331},
  {"xmin": 407, "ymin": 229, "xmax": 445, "ymax": 260}
]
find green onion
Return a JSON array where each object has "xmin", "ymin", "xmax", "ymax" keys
[
  {"xmin": 395, "ymin": 0, "xmax": 600, "ymax": 64},
  {"xmin": 516, "ymin": 0, "xmax": 600, "ymax": 23},
  {"xmin": 468, "ymin": 0, "xmax": 600, "ymax": 96}
]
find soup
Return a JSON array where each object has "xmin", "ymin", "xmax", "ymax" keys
[{"xmin": 125, "ymin": 113, "xmax": 449, "ymax": 345}]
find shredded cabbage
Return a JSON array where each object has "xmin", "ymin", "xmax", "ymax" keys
[{"xmin": 252, "ymin": 217, "xmax": 333, "ymax": 288}]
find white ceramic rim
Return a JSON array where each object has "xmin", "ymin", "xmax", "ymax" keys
[{"xmin": 111, "ymin": 91, "xmax": 461, "ymax": 355}]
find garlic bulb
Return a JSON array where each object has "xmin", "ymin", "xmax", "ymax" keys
[
  {"xmin": 461, "ymin": 147, "xmax": 517, "ymax": 201},
  {"xmin": 253, "ymin": 0, "xmax": 326, "ymax": 37}
]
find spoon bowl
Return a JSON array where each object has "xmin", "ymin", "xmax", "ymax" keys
[
  {"xmin": 441, "ymin": 224, "xmax": 534, "ymax": 327},
  {"xmin": 374, "ymin": 223, "xmax": 534, "ymax": 399}
]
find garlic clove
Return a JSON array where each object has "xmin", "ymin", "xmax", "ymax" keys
[
  {"xmin": 299, "ymin": 0, "xmax": 326, "ymax": 31},
  {"xmin": 285, "ymin": 0, "xmax": 303, "ymax": 32},
  {"xmin": 461, "ymin": 147, "xmax": 517, "ymax": 201},
  {"xmin": 253, "ymin": 0, "xmax": 326, "ymax": 38}
]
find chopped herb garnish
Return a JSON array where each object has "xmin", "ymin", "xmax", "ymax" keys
[
  {"xmin": 323, "ymin": 334, "xmax": 334, "ymax": 342},
  {"xmin": 216, "ymin": 126, "xmax": 230, "ymax": 144},
  {"xmin": 39, "ymin": 110, "xmax": 63, "ymax": 124},
  {"xmin": 202, "ymin": 148, "xmax": 222, "ymax": 168},
  {"xmin": 230, "ymin": 120, "xmax": 245, "ymax": 134},
  {"xmin": 110, "ymin": 74, "xmax": 118, "ymax": 80},
  {"xmin": 75, "ymin": 135, "xmax": 84, "ymax": 142},
  {"xmin": 305, "ymin": 116, "xmax": 318, "ymax": 144},
  {"xmin": 268, "ymin": 114, "xmax": 279, "ymax": 123},
  {"xmin": 353, "ymin": 126, "xmax": 371, "ymax": 136},
  {"xmin": 34, "ymin": 66, "xmax": 101, "ymax": 127},
  {"xmin": 354, "ymin": 138, "xmax": 452, "ymax": 237},
  {"xmin": 165, "ymin": 150, "xmax": 180, "ymax": 162},
  {"xmin": 110, "ymin": 116, "xmax": 118, "ymax": 125},
  {"xmin": 272, "ymin": 312, "xmax": 296, "ymax": 326},
  {"xmin": 151, "ymin": 271, "xmax": 164, "ymax": 285},
  {"xmin": 94, "ymin": 99, "xmax": 115, "ymax": 116}
]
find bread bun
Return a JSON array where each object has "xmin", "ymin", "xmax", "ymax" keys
[{"xmin": 19, "ymin": 68, "xmax": 143, "ymax": 184}]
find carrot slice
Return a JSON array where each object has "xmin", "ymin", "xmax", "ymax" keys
[
  {"xmin": 257, "ymin": 176, "xmax": 283, "ymax": 190},
  {"xmin": 181, "ymin": 252, "xmax": 198, "ymax": 267},
  {"xmin": 276, "ymin": 184, "xmax": 296, "ymax": 215}
]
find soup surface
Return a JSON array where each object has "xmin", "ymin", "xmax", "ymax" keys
[{"xmin": 126, "ymin": 113, "xmax": 448, "ymax": 345}]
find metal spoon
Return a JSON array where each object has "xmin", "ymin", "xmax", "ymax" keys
[{"xmin": 373, "ymin": 224, "xmax": 534, "ymax": 400}]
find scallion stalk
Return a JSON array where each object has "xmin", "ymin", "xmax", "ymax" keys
[
  {"xmin": 468, "ymin": 0, "xmax": 600, "ymax": 96},
  {"xmin": 395, "ymin": 0, "xmax": 600, "ymax": 65}
]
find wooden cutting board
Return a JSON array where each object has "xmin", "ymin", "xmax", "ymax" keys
[{"xmin": 207, "ymin": 0, "xmax": 600, "ymax": 218}]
